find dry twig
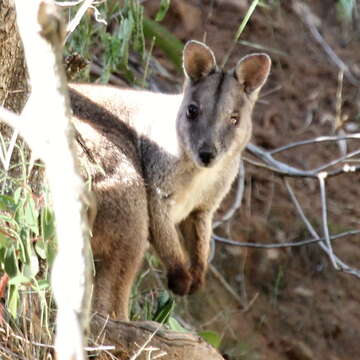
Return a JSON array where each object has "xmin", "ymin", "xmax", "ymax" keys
[
  {"xmin": 293, "ymin": 2, "xmax": 359, "ymax": 86},
  {"xmin": 214, "ymin": 134, "xmax": 360, "ymax": 279}
]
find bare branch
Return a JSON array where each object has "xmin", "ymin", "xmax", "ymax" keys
[
  {"xmin": 293, "ymin": 2, "xmax": 359, "ymax": 86},
  {"xmin": 318, "ymin": 172, "xmax": 339, "ymax": 269},
  {"xmin": 246, "ymin": 143, "xmax": 315, "ymax": 177},
  {"xmin": 213, "ymin": 229, "xmax": 360, "ymax": 248},
  {"xmin": 284, "ymin": 179, "xmax": 360, "ymax": 278},
  {"xmin": 209, "ymin": 265, "xmax": 244, "ymax": 308},
  {"xmin": 246, "ymin": 142, "xmax": 360, "ymax": 179},
  {"xmin": 56, "ymin": 0, "xmax": 87, "ymax": 7},
  {"xmin": 65, "ymin": 0, "xmax": 96, "ymax": 43},
  {"xmin": 129, "ymin": 322, "xmax": 164, "ymax": 360},
  {"xmin": 213, "ymin": 160, "xmax": 245, "ymax": 229},
  {"xmin": 269, "ymin": 134, "xmax": 360, "ymax": 155}
]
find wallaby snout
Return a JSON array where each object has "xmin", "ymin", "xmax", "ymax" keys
[{"xmin": 198, "ymin": 143, "xmax": 217, "ymax": 167}]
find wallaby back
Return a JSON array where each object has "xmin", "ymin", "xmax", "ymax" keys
[{"xmin": 69, "ymin": 40, "xmax": 271, "ymax": 320}]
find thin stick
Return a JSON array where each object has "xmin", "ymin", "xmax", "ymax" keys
[
  {"xmin": 209, "ymin": 264, "xmax": 244, "ymax": 308},
  {"xmin": 65, "ymin": 0, "xmax": 94, "ymax": 43},
  {"xmin": 3, "ymin": 128, "xmax": 20, "ymax": 171},
  {"xmin": 221, "ymin": 0, "xmax": 260, "ymax": 68},
  {"xmin": 284, "ymin": 179, "xmax": 360, "ymax": 278},
  {"xmin": 55, "ymin": 0, "xmax": 84, "ymax": 7},
  {"xmin": 269, "ymin": 134, "xmax": 360, "ymax": 155},
  {"xmin": 313, "ymin": 148, "xmax": 360, "ymax": 173},
  {"xmin": 335, "ymin": 70, "xmax": 344, "ymax": 131},
  {"xmin": 247, "ymin": 143, "xmax": 314, "ymax": 177},
  {"xmin": 246, "ymin": 143, "xmax": 360, "ymax": 179},
  {"xmin": 213, "ymin": 229, "xmax": 360, "ymax": 248},
  {"xmin": 213, "ymin": 160, "xmax": 245, "ymax": 229},
  {"xmin": 318, "ymin": 172, "xmax": 339, "ymax": 269},
  {"xmin": 129, "ymin": 322, "xmax": 164, "ymax": 360},
  {"xmin": 293, "ymin": 2, "xmax": 359, "ymax": 86}
]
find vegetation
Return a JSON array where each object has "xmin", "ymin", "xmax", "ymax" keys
[{"xmin": 2, "ymin": 0, "xmax": 360, "ymax": 359}]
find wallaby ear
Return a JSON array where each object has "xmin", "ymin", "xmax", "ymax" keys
[
  {"xmin": 235, "ymin": 53, "xmax": 271, "ymax": 94},
  {"xmin": 183, "ymin": 40, "xmax": 217, "ymax": 82}
]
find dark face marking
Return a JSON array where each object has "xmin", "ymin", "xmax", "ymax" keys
[
  {"xmin": 213, "ymin": 71, "xmax": 226, "ymax": 106},
  {"xmin": 177, "ymin": 70, "xmax": 253, "ymax": 168}
]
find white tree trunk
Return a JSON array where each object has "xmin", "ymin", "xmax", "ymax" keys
[{"xmin": 11, "ymin": 1, "xmax": 91, "ymax": 359}]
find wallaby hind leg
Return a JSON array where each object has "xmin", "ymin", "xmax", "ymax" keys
[
  {"xmin": 179, "ymin": 210, "xmax": 212, "ymax": 293},
  {"xmin": 91, "ymin": 187, "xmax": 149, "ymax": 321},
  {"xmin": 92, "ymin": 243, "xmax": 147, "ymax": 320}
]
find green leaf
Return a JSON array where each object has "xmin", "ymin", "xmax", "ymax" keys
[
  {"xmin": 168, "ymin": 317, "xmax": 188, "ymax": 333},
  {"xmin": 24, "ymin": 195, "xmax": 39, "ymax": 235},
  {"xmin": 0, "ymin": 214, "xmax": 18, "ymax": 228},
  {"xmin": 157, "ymin": 290, "xmax": 170, "ymax": 308},
  {"xmin": 132, "ymin": 0, "xmax": 145, "ymax": 56},
  {"xmin": 153, "ymin": 293, "xmax": 174, "ymax": 323},
  {"xmin": 143, "ymin": 17, "xmax": 183, "ymax": 70},
  {"xmin": 19, "ymin": 228, "xmax": 30, "ymax": 264},
  {"xmin": 0, "ymin": 247, "xmax": 6, "ymax": 268},
  {"xmin": 337, "ymin": 0, "xmax": 355, "ymax": 21},
  {"xmin": 0, "ymin": 194, "xmax": 16, "ymax": 212},
  {"xmin": 46, "ymin": 240, "xmax": 57, "ymax": 268},
  {"xmin": 155, "ymin": 0, "xmax": 170, "ymax": 22},
  {"xmin": 13, "ymin": 187, "xmax": 23, "ymax": 205},
  {"xmin": 4, "ymin": 248, "xmax": 19, "ymax": 278},
  {"xmin": 8, "ymin": 274, "xmax": 31, "ymax": 286},
  {"xmin": 42, "ymin": 207, "xmax": 55, "ymax": 240},
  {"xmin": 0, "ymin": 231, "xmax": 12, "ymax": 248},
  {"xmin": 7, "ymin": 285, "xmax": 19, "ymax": 318},
  {"xmin": 199, "ymin": 331, "xmax": 222, "ymax": 349},
  {"xmin": 23, "ymin": 245, "xmax": 39, "ymax": 278},
  {"xmin": 119, "ymin": 16, "xmax": 134, "ymax": 70},
  {"xmin": 35, "ymin": 238, "xmax": 47, "ymax": 260},
  {"xmin": 14, "ymin": 197, "xmax": 25, "ymax": 224},
  {"xmin": 35, "ymin": 279, "xmax": 50, "ymax": 291}
]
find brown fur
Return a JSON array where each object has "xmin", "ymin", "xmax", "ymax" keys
[{"xmin": 69, "ymin": 41, "xmax": 271, "ymax": 320}]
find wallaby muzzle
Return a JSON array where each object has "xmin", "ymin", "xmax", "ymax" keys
[{"xmin": 198, "ymin": 143, "xmax": 217, "ymax": 167}]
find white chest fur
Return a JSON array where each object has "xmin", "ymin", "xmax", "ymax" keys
[{"xmin": 169, "ymin": 161, "xmax": 224, "ymax": 224}]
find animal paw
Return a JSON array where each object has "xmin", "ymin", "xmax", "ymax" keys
[
  {"xmin": 167, "ymin": 267, "xmax": 192, "ymax": 296},
  {"xmin": 188, "ymin": 267, "xmax": 206, "ymax": 294}
]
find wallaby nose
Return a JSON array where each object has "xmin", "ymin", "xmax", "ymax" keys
[{"xmin": 198, "ymin": 145, "xmax": 217, "ymax": 166}]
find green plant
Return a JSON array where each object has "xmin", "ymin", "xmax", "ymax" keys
[
  {"xmin": 65, "ymin": 0, "xmax": 178, "ymax": 84},
  {"xmin": 0, "ymin": 138, "xmax": 56, "ymax": 325},
  {"xmin": 271, "ymin": 265, "xmax": 284, "ymax": 307},
  {"xmin": 337, "ymin": 0, "xmax": 356, "ymax": 22}
]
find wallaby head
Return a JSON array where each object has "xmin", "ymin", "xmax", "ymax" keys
[{"xmin": 177, "ymin": 40, "xmax": 271, "ymax": 168}]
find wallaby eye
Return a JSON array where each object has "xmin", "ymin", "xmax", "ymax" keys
[
  {"xmin": 186, "ymin": 104, "xmax": 199, "ymax": 121},
  {"xmin": 230, "ymin": 112, "xmax": 240, "ymax": 126}
]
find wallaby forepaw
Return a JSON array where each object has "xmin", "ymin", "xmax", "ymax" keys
[
  {"xmin": 189, "ymin": 269, "xmax": 205, "ymax": 294},
  {"xmin": 167, "ymin": 267, "xmax": 192, "ymax": 295}
]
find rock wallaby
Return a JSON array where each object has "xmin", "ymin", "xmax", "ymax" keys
[{"xmin": 69, "ymin": 41, "xmax": 271, "ymax": 320}]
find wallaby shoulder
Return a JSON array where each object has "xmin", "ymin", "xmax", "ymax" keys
[{"xmin": 69, "ymin": 84, "xmax": 181, "ymax": 140}]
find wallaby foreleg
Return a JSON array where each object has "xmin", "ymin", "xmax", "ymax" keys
[
  {"xmin": 149, "ymin": 203, "xmax": 192, "ymax": 295},
  {"xmin": 179, "ymin": 210, "xmax": 212, "ymax": 293}
]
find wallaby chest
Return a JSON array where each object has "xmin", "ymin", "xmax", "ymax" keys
[{"xmin": 165, "ymin": 160, "xmax": 230, "ymax": 223}]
